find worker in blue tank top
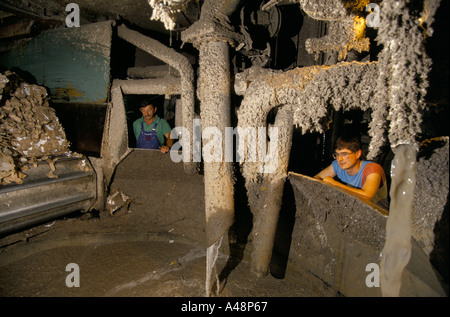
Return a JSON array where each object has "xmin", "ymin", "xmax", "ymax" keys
[
  {"xmin": 315, "ymin": 133, "xmax": 389, "ymax": 209},
  {"xmin": 133, "ymin": 98, "xmax": 173, "ymax": 153}
]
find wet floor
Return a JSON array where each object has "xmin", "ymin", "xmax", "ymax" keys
[
  {"xmin": 0, "ymin": 150, "xmax": 333, "ymax": 298},
  {"xmin": 0, "ymin": 224, "xmax": 331, "ymax": 297}
]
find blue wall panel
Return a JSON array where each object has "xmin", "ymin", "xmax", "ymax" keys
[{"xmin": 1, "ymin": 21, "xmax": 113, "ymax": 103}]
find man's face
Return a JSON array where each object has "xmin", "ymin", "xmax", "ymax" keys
[
  {"xmin": 140, "ymin": 104, "xmax": 156, "ymax": 121},
  {"xmin": 334, "ymin": 148, "xmax": 361, "ymax": 170}
]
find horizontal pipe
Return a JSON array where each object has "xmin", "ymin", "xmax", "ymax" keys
[
  {"xmin": 0, "ymin": 197, "xmax": 94, "ymax": 235},
  {"xmin": 0, "ymin": 193, "xmax": 94, "ymax": 222},
  {"xmin": 113, "ymin": 78, "xmax": 181, "ymax": 95},
  {"xmin": 0, "ymin": 171, "xmax": 94, "ymax": 194}
]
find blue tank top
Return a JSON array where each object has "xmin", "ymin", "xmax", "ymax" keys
[{"xmin": 332, "ymin": 160, "xmax": 370, "ymax": 188}]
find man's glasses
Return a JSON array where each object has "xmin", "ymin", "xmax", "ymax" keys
[{"xmin": 332, "ymin": 151, "xmax": 353, "ymax": 159}]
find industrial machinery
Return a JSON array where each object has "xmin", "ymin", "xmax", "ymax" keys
[{"xmin": 0, "ymin": 155, "xmax": 97, "ymax": 235}]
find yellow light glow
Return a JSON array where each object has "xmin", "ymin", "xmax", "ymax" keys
[{"xmin": 353, "ymin": 16, "xmax": 366, "ymax": 39}]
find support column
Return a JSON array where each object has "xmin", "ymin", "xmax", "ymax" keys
[
  {"xmin": 180, "ymin": 0, "xmax": 244, "ymax": 295},
  {"xmin": 198, "ymin": 40, "xmax": 235, "ymax": 248},
  {"xmin": 249, "ymin": 106, "xmax": 294, "ymax": 277},
  {"xmin": 197, "ymin": 39, "xmax": 235, "ymax": 297}
]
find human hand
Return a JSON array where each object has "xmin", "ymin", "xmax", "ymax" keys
[
  {"xmin": 322, "ymin": 176, "xmax": 336, "ymax": 184},
  {"xmin": 160, "ymin": 146, "xmax": 170, "ymax": 153}
]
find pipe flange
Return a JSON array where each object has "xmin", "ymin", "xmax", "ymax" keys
[{"xmin": 181, "ymin": 18, "xmax": 245, "ymax": 49}]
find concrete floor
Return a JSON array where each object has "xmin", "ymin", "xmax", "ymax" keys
[
  {"xmin": 0, "ymin": 150, "xmax": 333, "ymax": 298},
  {"xmin": 0, "ymin": 230, "xmax": 328, "ymax": 297}
]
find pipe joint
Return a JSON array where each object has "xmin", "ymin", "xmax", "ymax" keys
[{"xmin": 181, "ymin": 18, "xmax": 244, "ymax": 49}]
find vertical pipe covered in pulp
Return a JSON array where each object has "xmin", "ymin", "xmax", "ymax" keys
[
  {"xmin": 198, "ymin": 41, "xmax": 235, "ymax": 249},
  {"xmin": 380, "ymin": 144, "xmax": 416, "ymax": 296},
  {"xmin": 198, "ymin": 40, "xmax": 234, "ymax": 296},
  {"xmin": 250, "ymin": 105, "xmax": 294, "ymax": 277},
  {"xmin": 375, "ymin": 0, "xmax": 438, "ymax": 295},
  {"xmin": 179, "ymin": 0, "xmax": 243, "ymax": 296}
]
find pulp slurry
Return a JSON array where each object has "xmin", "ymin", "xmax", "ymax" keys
[
  {"xmin": 0, "ymin": 149, "xmax": 333, "ymax": 297},
  {"xmin": 0, "ymin": 239, "xmax": 322, "ymax": 297}
]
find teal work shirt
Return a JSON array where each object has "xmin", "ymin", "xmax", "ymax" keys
[{"xmin": 133, "ymin": 115, "xmax": 171, "ymax": 146}]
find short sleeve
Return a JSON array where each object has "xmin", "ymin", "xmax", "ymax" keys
[{"xmin": 362, "ymin": 163, "xmax": 386, "ymax": 188}]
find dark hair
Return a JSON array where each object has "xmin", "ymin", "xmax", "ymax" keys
[
  {"xmin": 140, "ymin": 95, "xmax": 164, "ymax": 109},
  {"xmin": 335, "ymin": 133, "xmax": 361, "ymax": 153},
  {"xmin": 140, "ymin": 99, "xmax": 156, "ymax": 109}
]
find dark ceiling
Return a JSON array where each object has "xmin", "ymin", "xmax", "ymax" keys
[{"xmin": 0, "ymin": 0, "xmax": 202, "ymax": 52}]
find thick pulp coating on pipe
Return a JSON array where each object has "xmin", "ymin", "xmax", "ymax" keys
[
  {"xmin": 380, "ymin": 144, "xmax": 416, "ymax": 296},
  {"xmin": 198, "ymin": 41, "xmax": 234, "ymax": 247}
]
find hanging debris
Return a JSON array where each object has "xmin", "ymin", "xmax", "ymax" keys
[
  {"xmin": 0, "ymin": 71, "xmax": 71, "ymax": 185},
  {"xmin": 298, "ymin": 0, "xmax": 371, "ymax": 60},
  {"xmin": 148, "ymin": 0, "xmax": 195, "ymax": 30}
]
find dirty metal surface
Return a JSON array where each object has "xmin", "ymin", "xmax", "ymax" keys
[{"xmin": 287, "ymin": 172, "xmax": 446, "ymax": 297}]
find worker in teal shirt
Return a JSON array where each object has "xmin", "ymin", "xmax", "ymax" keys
[{"xmin": 133, "ymin": 98, "xmax": 173, "ymax": 153}]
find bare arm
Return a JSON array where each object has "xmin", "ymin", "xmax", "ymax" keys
[
  {"xmin": 314, "ymin": 164, "xmax": 336, "ymax": 180},
  {"xmin": 315, "ymin": 163, "xmax": 382, "ymax": 201},
  {"xmin": 322, "ymin": 173, "xmax": 382, "ymax": 201},
  {"xmin": 160, "ymin": 132, "xmax": 173, "ymax": 153}
]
